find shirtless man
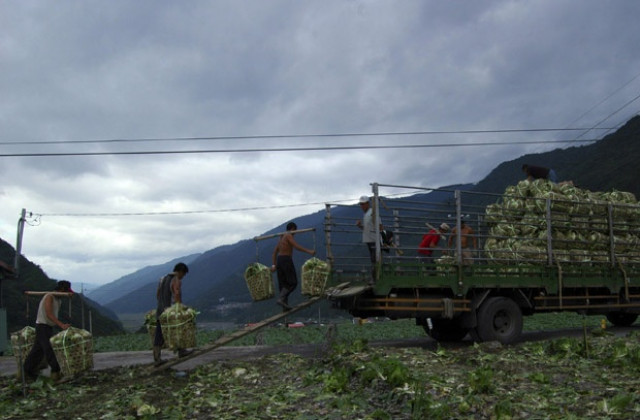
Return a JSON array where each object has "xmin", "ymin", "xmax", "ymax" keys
[
  {"xmin": 271, "ymin": 222, "xmax": 315, "ymax": 310},
  {"xmin": 448, "ymin": 219, "xmax": 478, "ymax": 265}
]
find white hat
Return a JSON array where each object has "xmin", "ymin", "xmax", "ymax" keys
[
  {"xmin": 358, "ymin": 195, "xmax": 369, "ymax": 204},
  {"xmin": 440, "ymin": 223, "xmax": 450, "ymax": 232}
]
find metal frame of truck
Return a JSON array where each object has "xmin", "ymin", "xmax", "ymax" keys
[{"xmin": 324, "ymin": 182, "xmax": 640, "ymax": 344}]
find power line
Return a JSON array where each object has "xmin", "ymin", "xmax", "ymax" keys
[
  {"xmin": 565, "ymin": 70, "xmax": 640, "ymax": 130},
  {"xmin": 0, "ymin": 127, "xmax": 614, "ymax": 147},
  {"xmin": 36, "ymin": 191, "xmax": 414, "ymax": 218},
  {"xmin": 572, "ymin": 93, "xmax": 640, "ymax": 141},
  {"xmin": 0, "ymin": 138, "xmax": 599, "ymax": 158},
  {"xmin": 37, "ymin": 199, "xmax": 348, "ymax": 218}
]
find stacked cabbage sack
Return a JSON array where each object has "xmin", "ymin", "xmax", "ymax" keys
[
  {"xmin": 244, "ymin": 262, "xmax": 274, "ymax": 301},
  {"xmin": 484, "ymin": 179, "xmax": 640, "ymax": 264},
  {"xmin": 144, "ymin": 310, "xmax": 167, "ymax": 349},
  {"xmin": 301, "ymin": 258, "xmax": 330, "ymax": 296},
  {"xmin": 11, "ymin": 326, "xmax": 36, "ymax": 377},
  {"xmin": 50, "ymin": 327, "xmax": 94, "ymax": 377},
  {"xmin": 159, "ymin": 303, "xmax": 197, "ymax": 350}
]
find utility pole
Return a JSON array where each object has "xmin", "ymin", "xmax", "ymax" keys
[
  {"xmin": 14, "ymin": 209, "xmax": 27, "ymax": 276},
  {"xmin": 81, "ymin": 283, "xmax": 85, "ymax": 330}
]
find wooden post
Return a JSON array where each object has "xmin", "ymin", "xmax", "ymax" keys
[{"xmin": 14, "ymin": 209, "xmax": 26, "ymax": 275}]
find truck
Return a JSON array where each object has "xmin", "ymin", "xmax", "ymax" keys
[{"xmin": 323, "ymin": 181, "xmax": 640, "ymax": 344}]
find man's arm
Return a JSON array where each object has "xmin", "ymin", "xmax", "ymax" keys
[
  {"xmin": 271, "ymin": 241, "xmax": 280, "ymax": 272},
  {"xmin": 44, "ymin": 295, "xmax": 70, "ymax": 330},
  {"xmin": 288, "ymin": 235, "xmax": 315, "ymax": 255}
]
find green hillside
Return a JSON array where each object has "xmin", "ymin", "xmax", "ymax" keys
[{"xmin": 0, "ymin": 238, "xmax": 125, "ymax": 338}]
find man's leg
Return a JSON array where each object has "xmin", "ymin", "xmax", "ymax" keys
[
  {"xmin": 367, "ymin": 242, "xmax": 377, "ymax": 284},
  {"xmin": 22, "ymin": 340, "xmax": 44, "ymax": 378},
  {"xmin": 153, "ymin": 321, "xmax": 166, "ymax": 365}
]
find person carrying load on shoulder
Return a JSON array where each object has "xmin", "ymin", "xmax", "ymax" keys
[
  {"xmin": 23, "ymin": 280, "xmax": 74, "ymax": 382},
  {"xmin": 271, "ymin": 222, "xmax": 315, "ymax": 311},
  {"xmin": 153, "ymin": 262, "xmax": 192, "ymax": 366}
]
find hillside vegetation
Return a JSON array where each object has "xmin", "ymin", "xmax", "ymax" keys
[{"xmin": 0, "ymin": 238, "xmax": 124, "ymax": 336}]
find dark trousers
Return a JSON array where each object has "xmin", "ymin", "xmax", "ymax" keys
[
  {"xmin": 23, "ymin": 324, "xmax": 60, "ymax": 375},
  {"xmin": 153, "ymin": 320, "xmax": 165, "ymax": 347},
  {"xmin": 366, "ymin": 242, "xmax": 378, "ymax": 283},
  {"xmin": 276, "ymin": 255, "xmax": 297, "ymax": 303}
]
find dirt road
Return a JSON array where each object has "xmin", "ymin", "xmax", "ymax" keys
[{"xmin": 2, "ymin": 326, "xmax": 636, "ymax": 377}]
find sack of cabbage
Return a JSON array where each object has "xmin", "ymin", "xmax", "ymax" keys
[
  {"xmin": 159, "ymin": 303, "xmax": 197, "ymax": 350},
  {"xmin": 301, "ymin": 258, "xmax": 330, "ymax": 296},
  {"xmin": 50, "ymin": 327, "xmax": 94, "ymax": 377},
  {"xmin": 11, "ymin": 326, "xmax": 36, "ymax": 376},
  {"xmin": 144, "ymin": 310, "xmax": 167, "ymax": 349},
  {"xmin": 244, "ymin": 262, "xmax": 274, "ymax": 301}
]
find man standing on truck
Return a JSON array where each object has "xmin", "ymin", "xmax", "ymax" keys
[
  {"xmin": 522, "ymin": 164, "xmax": 558, "ymax": 183},
  {"xmin": 448, "ymin": 218, "xmax": 478, "ymax": 265},
  {"xmin": 418, "ymin": 223, "xmax": 450, "ymax": 268},
  {"xmin": 356, "ymin": 195, "xmax": 380, "ymax": 285}
]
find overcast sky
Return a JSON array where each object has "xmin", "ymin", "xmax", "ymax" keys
[{"xmin": 2, "ymin": 0, "xmax": 640, "ymax": 288}]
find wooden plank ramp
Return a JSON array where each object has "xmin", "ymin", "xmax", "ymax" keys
[{"xmin": 149, "ymin": 282, "xmax": 350, "ymax": 373}]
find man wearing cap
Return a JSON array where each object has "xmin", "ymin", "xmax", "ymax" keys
[
  {"xmin": 356, "ymin": 195, "xmax": 380, "ymax": 284},
  {"xmin": 418, "ymin": 223, "xmax": 450, "ymax": 269},
  {"xmin": 23, "ymin": 280, "xmax": 74, "ymax": 381}
]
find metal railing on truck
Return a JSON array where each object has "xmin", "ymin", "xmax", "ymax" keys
[{"xmin": 324, "ymin": 182, "xmax": 640, "ymax": 295}]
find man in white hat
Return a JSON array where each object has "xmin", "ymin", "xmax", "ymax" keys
[{"xmin": 355, "ymin": 195, "xmax": 380, "ymax": 284}]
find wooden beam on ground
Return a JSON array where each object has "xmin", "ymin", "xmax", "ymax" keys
[{"xmin": 148, "ymin": 282, "xmax": 350, "ymax": 373}]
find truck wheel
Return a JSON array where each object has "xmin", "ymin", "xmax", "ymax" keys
[
  {"xmin": 476, "ymin": 297, "xmax": 522, "ymax": 344},
  {"xmin": 423, "ymin": 319, "xmax": 469, "ymax": 342},
  {"xmin": 606, "ymin": 312, "xmax": 638, "ymax": 327}
]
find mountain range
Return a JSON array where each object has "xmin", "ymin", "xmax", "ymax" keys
[
  {"xmin": 89, "ymin": 115, "xmax": 640, "ymax": 325},
  {"xmin": 2, "ymin": 115, "xmax": 639, "ymax": 334}
]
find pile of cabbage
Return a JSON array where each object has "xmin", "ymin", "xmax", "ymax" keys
[
  {"xmin": 158, "ymin": 303, "xmax": 197, "ymax": 350},
  {"xmin": 244, "ymin": 262, "xmax": 274, "ymax": 301},
  {"xmin": 144, "ymin": 309, "xmax": 166, "ymax": 349},
  {"xmin": 50, "ymin": 327, "xmax": 94, "ymax": 377},
  {"xmin": 301, "ymin": 258, "xmax": 330, "ymax": 296},
  {"xmin": 10, "ymin": 326, "xmax": 36, "ymax": 369},
  {"xmin": 484, "ymin": 179, "xmax": 640, "ymax": 264}
]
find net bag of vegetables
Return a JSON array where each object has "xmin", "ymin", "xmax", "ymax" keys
[
  {"xmin": 50, "ymin": 327, "xmax": 94, "ymax": 377},
  {"xmin": 301, "ymin": 258, "xmax": 330, "ymax": 296},
  {"xmin": 11, "ymin": 326, "xmax": 36, "ymax": 378},
  {"xmin": 244, "ymin": 262, "xmax": 274, "ymax": 301},
  {"xmin": 144, "ymin": 309, "xmax": 167, "ymax": 349},
  {"xmin": 158, "ymin": 303, "xmax": 197, "ymax": 350}
]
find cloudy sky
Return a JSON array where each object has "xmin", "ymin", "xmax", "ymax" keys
[{"xmin": 2, "ymin": 0, "xmax": 640, "ymax": 288}]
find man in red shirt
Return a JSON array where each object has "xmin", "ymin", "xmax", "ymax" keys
[{"xmin": 418, "ymin": 223, "xmax": 450, "ymax": 267}]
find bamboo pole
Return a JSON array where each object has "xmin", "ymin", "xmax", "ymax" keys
[{"xmin": 253, "ymin": 227, "xmax": 315, "ymax": 242}]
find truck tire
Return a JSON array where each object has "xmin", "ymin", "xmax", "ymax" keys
[
  {"xmin": 606, "ymin": 312, "xmax": 638, "ymax": 327},
  {"xmin": 476, "ymin": 297, "xmax": 522, "ymax": 344},
  {"xmin": 422, "ymin": 318, "xmax": 469, "ymax": 342}
]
